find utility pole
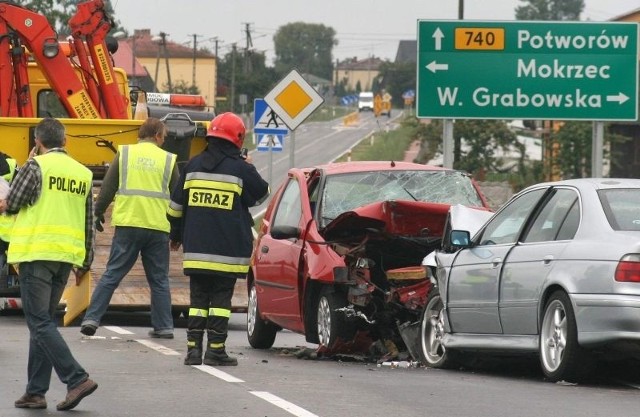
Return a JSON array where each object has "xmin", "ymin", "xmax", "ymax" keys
[
  {"xmin": 212, "ymin": 37, "xmax": 220, "ymax": 107},
  {"xmin": 190, "ymin": 34, "xmax": 200, "ymax": 89},
  {"xmin": 231, "ymin": 43, "xmax": 237, "ymax": 112},
  {"xmin": 242, "ymin": 22, "xmax": 253, "ymax": 74}
]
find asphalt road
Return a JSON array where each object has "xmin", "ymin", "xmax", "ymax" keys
[{"xmin": 2, "ymin": 311, "xmax": 640, "ymax": 417}]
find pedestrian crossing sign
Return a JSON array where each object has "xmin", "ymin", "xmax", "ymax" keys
[
  {"xmin": 254, "ymin": 99, "xmax": 289, "ymax": 135},
  {"xmin": 256, "ymin": 134, "xmax": 284, "ymax": 152}
]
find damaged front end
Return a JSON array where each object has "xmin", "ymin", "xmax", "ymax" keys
[{"xmin": 320, "ymin": 200, "xmax": 450, "ymax": 360}]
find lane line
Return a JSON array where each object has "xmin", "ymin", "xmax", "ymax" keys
[
  {"xmin": 192, "ymin": 365, "xmax": 245, "ymax": 382},
  {"xmin": 250, "ymin": 391, "xmax": 319, "ymax": 417},
  {"xmin": 135, "ymin": 339, "xmax": 181, "ymax": 356},
  {"xmin": 103, "ymin": 325, "xmax": 134, "ymax": 335}
]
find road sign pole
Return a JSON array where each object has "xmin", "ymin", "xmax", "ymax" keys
[
  {"xmin": 268, "ymin": 142, "xmax": 273, "ymax": 186},
  {"xmin": 592, "ymin": 121, "xmax": 604, "ymax": 177},
  {"xmin": 443, "ymin": 120, "xmax": 454, "ymax": 168},
  {"xmin": 289, "ymin": 130, "xmax": 296, "ymax": 169}
]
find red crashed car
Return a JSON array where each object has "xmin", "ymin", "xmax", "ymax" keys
[{"xmin": 247, "ymin": 161, "xmax": 490, "ymax": 357}]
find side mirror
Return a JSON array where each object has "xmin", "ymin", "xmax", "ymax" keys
[
  {"xmin": 270, "ymin": 225, "xmax": 300, "ymax": 240},
  {"xmin": 450, "ymin": 230, "xmax": 471, "ymax": 248}
]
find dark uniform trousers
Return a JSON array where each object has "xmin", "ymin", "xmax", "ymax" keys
[{"xmin": 189, "ymin": 274, "xmax": 237, "ymax": 344}]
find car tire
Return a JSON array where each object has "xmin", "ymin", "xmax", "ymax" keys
[
  {"xmin": 316, "ymin": 291, "xmax": 355, "ymax": 350},
  {"xmin": 419, "ymin": 288, "xmax": 458, "ymax": 368},
  {"xmin": 247, "ymin": 282, "xmax": 277, "ymax": 349},
  {"xmin": 539, "ymin": 290, "xmax": 593, "ymax": 382}
]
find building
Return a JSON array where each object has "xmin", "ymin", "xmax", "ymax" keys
[
  {"xmin": 112, "ymin": 29, "xmax": 217, "ymax": 108},
  {"xmin": 607, "ymin": 8, "xmax": 640, "ymax": 178},
  {"xmin": 334, "ymin": 56, "xmax": 384, "ymax": 92}
]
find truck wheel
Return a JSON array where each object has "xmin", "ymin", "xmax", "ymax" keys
[
  {"xmin": 419, "ymin": 288, "xmax": 458, "ymax": 368},
  {"xmin": 316, "ymin": 291, "xmax": 355, "ymax": 350},
  {"xmin": 247, "ymin": 282, "xmax": 277, "ymax": 349}
]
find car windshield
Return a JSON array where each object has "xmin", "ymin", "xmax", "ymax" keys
[
  {"xmin": 319, "ymin": 170, "xmax": 483, "ymax": 225},
  {"xmin": 599, "ymin": 188, "xmax": 640, "ymax": 231}
]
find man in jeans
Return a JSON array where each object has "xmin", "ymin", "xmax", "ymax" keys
[
  {"xmin": 81, "ymin": 118, "xmax": 178, "ymax": 338},
  {"xmin": 0, "ymin": 118, "xmax": 97, "ymax": 410}
]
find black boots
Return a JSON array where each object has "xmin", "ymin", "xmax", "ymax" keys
[
  {"xmin": 183, "ymin": 330, "xmax": 204, "ymax": 365},
  {"xmin": 203, "ymin": 331, "xmax": 237, "ymax": 366}
]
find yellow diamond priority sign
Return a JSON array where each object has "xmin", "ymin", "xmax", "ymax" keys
[{"xmin": 264, "ymin": 69, "xmax": 324, "ymax": 130}]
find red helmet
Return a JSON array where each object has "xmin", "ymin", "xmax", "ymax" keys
[{"xmin": 206, "ymin": 112, "xmax": 245, "ymax": 148}]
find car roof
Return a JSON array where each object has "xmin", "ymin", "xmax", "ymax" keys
[
  {"xmin": 528, "ymin": 178, "xmax": 640, "ymax": 191},
  {"xmin": 292, "ymin": 161, "xmax": 454, "ymax": 176}
]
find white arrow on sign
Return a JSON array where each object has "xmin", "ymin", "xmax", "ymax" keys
[
  {"xmin": 606, "ymin": 92, "xmax": 630, "ymax": 105},
  {"xmin": 432, "ymin": 27, "xmax": 444, "ymax": 51},
  {"xmin": 426, "ymin": 61, "xmax": 449, "ymax": 73}
]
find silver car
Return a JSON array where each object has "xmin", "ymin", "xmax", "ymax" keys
[{"xmin": 420, "ymin": 178, "xmax": 640, "ymax": 382}]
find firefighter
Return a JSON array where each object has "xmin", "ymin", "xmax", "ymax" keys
[{"xmin": 167, "ymin": 112, "xmax": 269, "ymax": 366}]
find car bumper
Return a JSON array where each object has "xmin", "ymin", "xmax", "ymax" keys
[{"xmin": 573, "ymin": 293, "xmax": 640, "ymax": 347}]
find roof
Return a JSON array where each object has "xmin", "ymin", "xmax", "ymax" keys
[
  {"xmin": 295, "ymin": 161, "xmax": 451, "ymax": 176},
  {"xmin": 608, "ymin": 7, "xmax": 640, "ymax": 21},
  {"xmin": 336, "ymin": 56, "xmax": 385, "ymax": 71},
  {"xmin": 126, "ymin": 29, "xmax": 215, "ymax": 59},
  {"xmin": 112, "ymin": 41, "xmax": 148, "ymax": 77},
  {"xmin": 395, "ymin": 40, "xmax": 417, "ymax": 63}
]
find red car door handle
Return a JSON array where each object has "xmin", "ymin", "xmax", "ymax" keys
[{"xmin": 261, "ymin": 246, "xmax": 269, "ymax": 254}]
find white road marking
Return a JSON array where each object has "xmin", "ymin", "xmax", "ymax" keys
[
  {"xmin": 250, "ymin": 391, "xmax": 319, "ymax": 417},
  {"xmin": 193, "ymin": 365, "xmax": 245, "ymax": 382},
  {"xmin": 135, "ymin": 339, "xmax": 181, "ymax": 356},
  {"xmin": 103, "ymin": 325, "xmax": 134, "ymax": 335}
]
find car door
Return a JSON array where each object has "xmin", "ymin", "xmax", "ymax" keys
[
  {"xmin": 499, "ymin": 187, "xmax": 580, "ymax": 335},
  {"xmin": 254, "ymin": 175, "xmax": 308, "ymax": 332},
  {"xmin": 447, "ymin": 188, "xmax": 547, "ymax": 334}
]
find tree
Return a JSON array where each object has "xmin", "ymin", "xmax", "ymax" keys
[
  {"xmin": 273, "ymin": 22, "xmax": 336, "ymax": 80},
  {"xmin": 377, "ymin": 61, "xmax": 415, "ymax": 108},
  {"xmin": 413, "ymin": 119, "xmax": 524, "ymax": 179},
  {"xmin": 515, "ymin": 0, "xmax": 584, "ymax": 21},
  {"xmin": 12, "ymin": 0, "xmax": 123, "ymax": 36}
]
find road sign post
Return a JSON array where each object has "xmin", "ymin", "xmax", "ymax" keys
[{"xmin": 417, "ymin": 21, "xmax": 639, "ymax": 121}]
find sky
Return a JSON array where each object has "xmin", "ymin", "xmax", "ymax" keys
[{"xmin": 111, "ymin": 0, "xmax": 639, "ymax": 63}]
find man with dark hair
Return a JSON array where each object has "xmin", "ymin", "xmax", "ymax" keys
[
  {"xmin": 0, "ymin": 117, "xmax": 97, "ymax": 411},
  {"xmin": 81, "ymin": 117, "xmax": 178, "ymax": 338}
]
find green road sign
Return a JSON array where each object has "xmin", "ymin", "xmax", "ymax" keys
[{"xmin": 417, "ymin": 21, "xmax": 639, "ymax": 121}]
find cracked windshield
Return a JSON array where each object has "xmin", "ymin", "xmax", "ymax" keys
[{"xmin": 319, "ymin": 170, "xmax": 482, "ymax": 226}]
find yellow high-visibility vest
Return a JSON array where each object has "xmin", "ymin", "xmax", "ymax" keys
[
  {"xmin": 112, "ymin": 143, "xmax": 176, "ymax": 232},
  {"xmin": 8, "ymin": 152, "xmax": 92, "ymax": 265}
]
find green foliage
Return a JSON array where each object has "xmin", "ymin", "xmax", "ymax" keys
[
  {"xmin": 515, "ymin": 0, "xmax": 584, "ymax": 20},
  {"xmin": 163, "ymin": 80, "xmax": 200, "ymax": 95},
  {"xmin": 216, "ymin": 50, "xmax": 279, "ymax": 112},
  {"xmin": 13, "ymin": 0, "xmax": 123, "ymax": 35},
  {"xmin": 305, "ymin": 105, "xmax": 352, "ymax": 123},
  {"xmin": 335, "ymin": 119, "xmax": 416, "ymax": 163},
  {"xmin": 377, "ymin": 61, "xmax": 416, "ymax": 108},
  {"xmin": 273, "ymin": 22, "xmax": 336, "ymax": 80}
]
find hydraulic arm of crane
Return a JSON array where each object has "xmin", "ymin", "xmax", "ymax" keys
[
  {"xmin": 69, "ymin": 0, "xmax": 129, "ymax": 119},
  {"xmin": 0, "ymin": 0, "xmax": 131, "ymax": 120}
]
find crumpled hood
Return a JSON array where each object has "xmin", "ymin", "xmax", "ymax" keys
[{"xmin": 322, "ymin": 200, "xmax": 453, "ymax": 241}]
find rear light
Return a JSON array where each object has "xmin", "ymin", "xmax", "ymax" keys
[{"xmin": 615, "ymin": 254, "xmax": 640, "ymax": 282}]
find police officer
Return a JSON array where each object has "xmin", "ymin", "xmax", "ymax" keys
[
  {"xmin": 81, "ymin": 117, "xmax": 178, "ymax": 339},
  {"xmin": 168, "ymin": 112, "xmax": 269, "ymax": 366},
  {"xmin": 0, "ymin": 117, "xmax": 97, "ymax": 411}
]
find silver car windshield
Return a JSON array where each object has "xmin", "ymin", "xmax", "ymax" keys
[{"xmin": 319, "ymin": 170, "xmax": 483, "ymax": 225}]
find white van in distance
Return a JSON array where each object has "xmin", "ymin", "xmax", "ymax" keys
[{"xmin": 358, "ymin": 92, "xmax": 374, "ymax": 112}]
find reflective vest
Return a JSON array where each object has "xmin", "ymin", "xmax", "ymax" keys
[
  {"xmin": 0, "ymin": 159, "xmax": 16, "ymax": 241},
  {"xmin": 112, "ymin": 143, "xmax": 176, "ymax": 232},
  {"xmin": 8, "ymin": 152, "xmax": 92, "ymax": 265},
  {"xmin": 1, "ymin": 158, "xmax": 17, "ymax": 183}
]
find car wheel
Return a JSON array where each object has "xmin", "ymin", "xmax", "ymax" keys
[
  {"xmin": 316, "ymin": 291, "xmax": 354, "ymax": 349},
  {"xmin": 419, "ymin": 288, "xmax": 457, "ymax": 368},
  {"xmin": 539, "ymin": 290, "xmax": 592, "ymax": 382},
  {"xmin": 247, "ymin": 282, "xmax": 277, "ymax": 349}
]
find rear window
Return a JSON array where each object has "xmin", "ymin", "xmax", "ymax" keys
[{"xmin": 599, "ymin": 189, "xmax": 640, "ymax": 231}]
